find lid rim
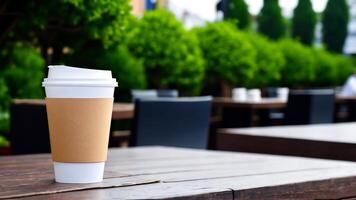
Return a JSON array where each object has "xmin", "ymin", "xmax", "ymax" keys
[
  {"xmin": 42, "ymin": 82, "xmax": 118, "ymax": 87},
  {"xmin": 42, "ymin": 84, "xmax": 118, "ymax": 87}
]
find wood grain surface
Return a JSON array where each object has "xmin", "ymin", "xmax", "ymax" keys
[
  {"xmin": 214, "ymin": 95, "xmax": 355, "ymax": 109},
  {"xmin": 3, "ymin": 147, "xmax": 356, "ymax": 199},
  {"xmin": 217, "ymin": 122, "xmax": 356, "ymax": 161}
]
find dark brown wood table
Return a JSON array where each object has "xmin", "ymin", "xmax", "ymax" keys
[
  {"xmin": 14, "ymin": 99, "xmax": 134, "ymax": 120},
  {"xmin": 213, "ymin": 97, "xmax": 286, "ymax": 109},
  {"xmin": 213, "ymin": 96, "xmax": 356, "ymax": 127},
  {"xmin": 4, "ymin": 146, "xmax": 356, "ymax": 199},
  {"xmin": 213, "ymin": 97, "xmax": 286, "ymax": 127},
  {"xmin": 214, "ymin": 95, "xmax": 356, "ymax": 109},
  {"xmin": 217, "ymin": 122, "xmax": 356, "ymax": 161}
]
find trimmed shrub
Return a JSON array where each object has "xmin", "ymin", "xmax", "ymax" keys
[
  {"xmin": 278, "ymin": 39, "xmax": 315, "ymax": 87},
  {"xmin": 245, "ymin": 33, "xmax": 284, "ymax": 87},
  {"xmin": 311, "ymin": 48, "xmax": 338, "ymax": 86},
  {"xmin": 334, "ymin": 55, "xmax": 355, "ymax": 85},
  {"xmin": 194, "ymin": 21, "xmax": 256, "ymax": 88},
  {"xmin": 127, "ymin": 9, "xmax": 205, "ymax": 95}
]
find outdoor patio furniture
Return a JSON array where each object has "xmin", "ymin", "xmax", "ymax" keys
[
  {"xmin": 216, "ymin": 122, "xmax": 356, "ymax": 161},
  {"xmin": 214, "ymin": 97, "xmax": 286, "ymax": 127},
  {"xmin": 131, "ymin": 96, "xmax": 212, "ymax": 149},
  {"xmin": 285, "ymin": 89, "xmax": 335, "ymax": 125},
  {"xmin": 131, "ymin": 90, "xmax": 158, "ymax": 101},
  {"xmin": 10, "ymin": 101, "xmax": 50, "ymax": 154},
  {"xmin": 3, "ymin": 146, "xmax": 356, "ymax": 199},
  {"xmin": 260, "ymin": 87, "xmax": 285, "ymax": 125},
  {"xmin": 157, "ymin": 89, "xmax": 178, "ymax": 97},
  {"xmin": 131, "ymin": 89, "xmax": 178, "ymax": 101}
]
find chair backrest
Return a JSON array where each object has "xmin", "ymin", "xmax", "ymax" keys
[
  {"xmin": 157, "ymin": 89, "xmax": 178, "ymax": 98},
  {"xmin": 131, "ymin": 90, "xmax": 158, "ymax": 101},
  {"xmin": 285, "ymin": 89, "xmax": 335, "ymax": 125},
  {"xmin": 266, "ymin": 87, "xmax": 278, "ymax": 98},
  {"xmin": 131, "ymin": 96, "xmax": 212, "ymax": 149},
  {"xmin": 10, "ymin": 101, "xmax": 50, "ymax": 154}
]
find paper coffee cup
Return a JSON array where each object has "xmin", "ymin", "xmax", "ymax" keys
[
  {"xmin": 277, "ymin": 87, "xmax": 289, "ymax": 101},
  {"xmin": 232, "ymin": 88, "xmax": 247, "ymax": 101},
  {"xmin": 42, "ymin": 65, "xmax": 118, "ymax": 183},
  {"xmin": 247, "ymin": 89, "xmax": 262, "ymax": 102}
]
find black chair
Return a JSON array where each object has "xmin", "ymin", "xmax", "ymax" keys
[
  {"xmin": 265, "ymin": 87, "xmax": 285, "ymax": 121},
  {"xmin": 284, "ymin": 89, "xmax": 335, "ymax": 125},
  {"xmin": 10, "ymin": 102, "xmax": 50, "ymax": 154},
  {"xmin": 131, "ymin": 96, "xmax": 212, "ymax": 149},
  {"xmin": 157, "ymin": 89, "xmax": 178, "ymax": 98}
]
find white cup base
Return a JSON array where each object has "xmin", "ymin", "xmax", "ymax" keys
[{"xmin": 53, "ymin": 162, "xmax": 105, "ymax": 183}]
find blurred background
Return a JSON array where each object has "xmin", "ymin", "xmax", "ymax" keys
[{"xmin": 0, "ymin": 0, "xmax": 355, "ymax": 152}]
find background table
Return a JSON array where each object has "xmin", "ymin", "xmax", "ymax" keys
[
  {"xmin": 13, "ymin": 99, "xmax": 134, "ymax": 120},
  {"xmin": 213, "ymin": 97, "xmax": 286, "ymax": 127},
  {"xmin": 4, "ymin": 146, "xmax": 356, "ymax": 199},
  {"xmin": 217, "ymin": 122, "xmax": 356, "ymax": 161},
  {"xmin": 213, "ymin": 96, "xmax": 356, "ymax": 127}
]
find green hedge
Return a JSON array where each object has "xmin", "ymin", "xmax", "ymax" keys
[
  {"xmin": 193, "ymin": 21, "xmax": 256, "ymax": 87},
  {"xmin": 334, "ymin": 54, "xmax": 355, "ymax": 86},
  {"xmin": 278, "ymin": 39, "xmax": 316, "ymax": 87},
  {"xmin": 0, "ymin": 43, "xmax": 45, "ymax": 99},
  {"xmin": 311, "ymin": 48, "xmax": 338, "ymax": 86},
  {"xmin": 245, "ymin": 33, "xmax": 285, "ymax": 87},
  {"xmin": 127, "ymin": 9, "xmax": 205, "ymax": 95}
]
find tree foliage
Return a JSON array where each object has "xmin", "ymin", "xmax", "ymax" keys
[
  {"xmin": 224, "ymin": 0, "xmax": 251, "ymax": 29},
  {"xmin": 194, "ymin": 21, "xmax": 256, "ymax": 87},
  {"xmin": 0, "ymin": 43, "xmax": 45, "ymax": 99},
  {"xmin": 258, "ymin": 0, "xmax": 286, "ymax": 40},
  {"xmin": 311, "ymin": 48, "xmax": 338, "ymax": 86},
  {"xmin": 278, "ymin": 39, "xmax": 315, "ymax": 87},
  {"xmin": 322, "ymin": 0, "xmax": 349, "ymax": 53},
  {"xmin": 245, "ymin": 33, "xmax": 285, "ymax": 87},
  {"xmin": 292, "ymin": 0, "xmax": 317, "ymax": 45},
  {"xmin": 127, "ymin": 9, "xmax": 205, "ymax": 95},
  {"xmin": 334, "ymin": 55, "xmax": 355, "ymax": 85},
  {"xmin": 0, "ymin": 0, "xmax": 132, "ymax": 63}
]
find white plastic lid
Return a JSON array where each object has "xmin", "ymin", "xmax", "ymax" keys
[{"xmin": 42, "ymin": 65, "xmax": 118, "ymax": 87}]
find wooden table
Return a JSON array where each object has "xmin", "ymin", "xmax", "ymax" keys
[
  {"xmin": 213, "ymin": 97, "xmax": 286, "ymax": 127},
  {"xmin": 213, "ymin": 96, "xmax": 356, "ymax": 127},
  {"xmin": 217, "ymin": 122, "xmax": 356, "ymax": 161},
  {"xmin": 214, "ymin": 95, "xmax": 356, "ymax": 109},
  {"xmin": 4, "ymin": 147, "xmax": 356, "ymax": 199},
  {"xmin": 13, "ymin": 99, "xmax": 134, "ymax": 120},
  {"xmin": 214, "ymin": 97, "xmax": 286, "ymax": 109}
]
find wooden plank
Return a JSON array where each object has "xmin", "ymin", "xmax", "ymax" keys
[
  {"xmin": 213, "ymin": 97, "xmax": 286, "ymax": 109},
  {"xmin": 111, "ymin": 103, "xmax": 134, "ymax": 120},
  {"xmin": 4, "ymin": 147, "xmax": 356, "ymax": 199},
  {"xmin": 213, "ymin": 95, "xmax": 356, "ymax": 110},
  {"xmin": 14, "ymin": 162, "xmax": 356, "ymax": 200},
  {"xmin": 219, "ymin": 123, "xmax": 356, "ymax": 144},
  {"xmin": 216, "ymin": 123, "xmax": 356, "ymax": 161}
]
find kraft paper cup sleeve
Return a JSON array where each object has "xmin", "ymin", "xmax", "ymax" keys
[{"xmin": 46, "ymin": 98, "xmax": 113, "ymax": 163}]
